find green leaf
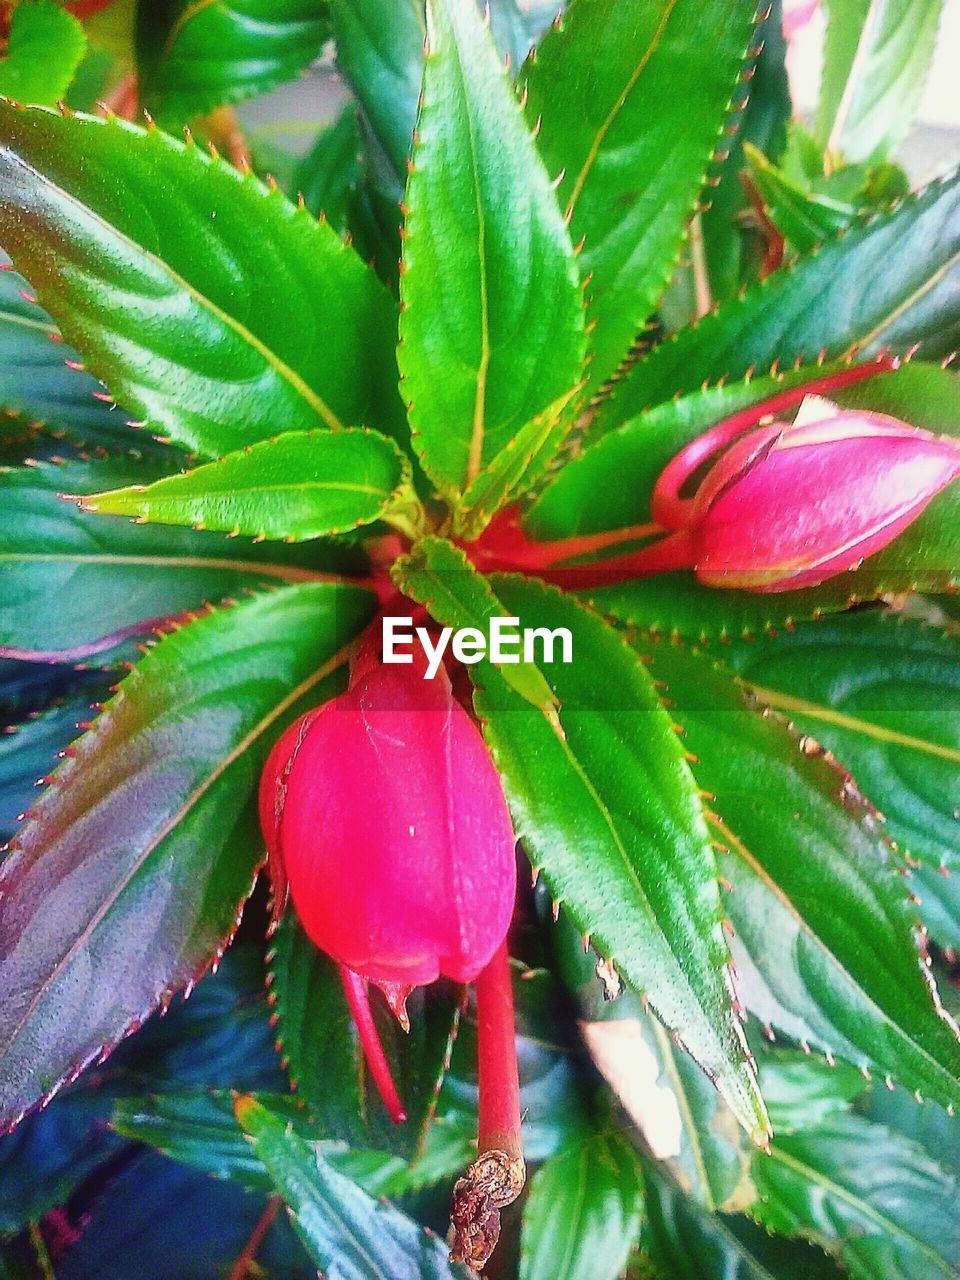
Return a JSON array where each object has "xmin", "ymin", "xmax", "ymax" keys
[
  {"xmin": 550, "ymin": 909, "xmax": 751, "ymax": 1212},
  {"xmin": 912, "ymin": 861, "xmax": 960, "ymax": 950},
  {"xmin": 865, "ymin": 1078, "xmax": 960, "ymax": 1178},
  {"xmin": 757, "ymin": 1051, "xmax": 869, "ymax": 1133},
  {"xmin": 722, "ymin": 611, "xmax": 960, "ymax": 873},
  {"xmin": 111, "ymin": 1089, "xmax": 408, "ymax": 1195},
  {"xmin": 745, "ymin": 144, "xmax": 854, "ymax": 253},
  {"xmin": 268, "ymin": 914, "xmax": 463, "ymax": 1159},
  {"xmin": 0, "ymin": 103, "xmax": 405, "ymax": 457},
  {"xmin": 392, "ymin": 535, "xmax": 560, "ymax": 720},
  {"xmin": 112, "ymin": 1089, "xmax": 304, "ymax": 1191},
  {"xmin": 0, "ymin": 2, "xmax": 86, "ymax": 106},
  {"xmin": 701, "ymin": 2, "xmax": 791, "ymax": 301},
  {"xmin": 80, "ymin": 428, "xmax": 418, "ymax": 541},
  {"xmin": 519, "ymin": 0, "xmax": 758, "ymax": 391},
  {"xmin": 398, "ymin": 0, "xmax": 584, "ymax": 500},
  {"xmin": 0, "ymin": 582, "xmax": 374, "ymax": 1130},
  {"xmin": 639, "ymin": 640, "xmax": 960, "ymax": 1113},
  {"xmin": 643, "ymin": 1162, "xmax": 846, "ymax": 1280},
  {"xmin": 599, "ymin": 170, "xmax": 960, "ymax": 427},
  {"xmin": 330, "ymin": 0, "xmax": 425, "ymax": 190},
  {"xmin": 519, "ymin": 1129, "xmax": 644, "ymax": 1280},
  {"xmin": 0, "ymin": 456, "xmax": 362, "ymax": 660},
  {"xmin": 294, "ymin": 104, "xmax": 363, "ymax": 229},
  {"xmin": 816, "ymin": 0, "xmax": 946, "ymax": 163},
  {"xmin": 750, "ymin": 1113, "xmax": 960, "ymax": 1278},
  {"xmin": 472, "ymin": 576, "xmax": 767, "ymax": 1142},
  {"xmin": 235, "ymin": 1094, "xmax": 471, "ymax": 1280},
  {"xmin": 0, "ymin": 266, "xmax": 150, "ymax": 453},
  {"xmin": 0, "ymin": 693, "xmax": 106, "ymax": 840},
  {"xmin": 136, "ymin": 0, "xmax": 330, "ymax": 123}
]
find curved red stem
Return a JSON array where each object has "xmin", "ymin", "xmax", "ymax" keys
[
  {"xmin": 650, "ymin": 358, "xmax": 898, "ymax": 530},
  {"xmin": 339, "ymin": 964, "xmax": 407, "ymax": 1124}
]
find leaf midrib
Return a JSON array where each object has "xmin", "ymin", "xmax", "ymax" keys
[
  {"xmin": 3, "ymin": 148, "xmax": 347, "ymax": 433},
  {"xmin": 1, "ymin": 639, "xmax": 354, "ymax": 1059},
  {"xmin": 711, "ymin": 812, "xmax": 960, "ymax": 1100},
  {"xmin": 764, "ymin": 1141, "xmax": 955, "ymax": 1274},
  {"xmin": 562, "ymin": 0, "xmax": 680, "ymax": 221},
  {"xmin": 744, "ymin": 681, "xmax": 960, "ymax": 764},
  {"xmin": 0, "ymin": 551, "xmax": 323, "ymax": 582}
]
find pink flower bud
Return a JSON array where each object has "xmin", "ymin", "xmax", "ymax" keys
[
  {"xmin": 501, "ymin": 392, "xmax": 960, "ymax": 596},
  {"xmin": 672, "ymin": 401, "xmax": 960, "ymax": 591},
  {"xmin": 259, "ymin": 623, "xmax": 517, "ymax": 995},
  {"xmin": 782, "ymin": 0, "xmax": 819, "ymax": 38}
]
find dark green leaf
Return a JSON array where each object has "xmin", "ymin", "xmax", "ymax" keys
[
  {"xmin": 111, "ymin": 1088, "xmax": 409, "ymax": 1192},
  {"xmin": 0, "ymin": 693, "xmax": 106, "ymax": 841},
  {"xmin": 0, "ymin": 456, "xmax": 363, "ymax": 660},
  {"xmin": 751, "ymin": 1112, "xmax": 960, "ymax": 1278},
  {"xmin": 0, "ymin": 1, "xmax": 86, "ymax": 106},
  {"xmin": 294, "ymin": 103, "xmax": 363, "ymax": 228},
  {"xmin": 136, "ymin": 0, "xmax": 329, "ymax": 123},
  {"xmin": 56, "ymin": 1151, "xmax": 313, "ymax": 1280},
  {"xmin": 268, "ymin": 914, "xmax": 462, "ymax": 1159},
  {"xmin": 81, "ymin": 428, "xmax": 418, "ymax": 541},
  {"xmin": 519, "ymin": 1128, "xmax": 644, "ymax": 1280},
  {"xmin": 599, "ymin": 169, "xmax": 960, "ymax": 426},
  {"xmin": 235, "ymin": 1094, "xmax": 471, "ymax": 1280},
  {"xmin": 865, "ymin": 1079, "xmax": 960, "ymax": 1178},
  {"xmin": 330, "ymin": 0, "xmax": 424, "ymax": 189},
  {"xmin": 398, "ymin": 0, "xmax": 584, "ymax": 500},
  {"xmin": 816, "ymin": 0, "xmax": 946, "ymax": 162},
  {"xmin": 520, "ymin": 0, "xmax": 758, "ymax": 391},
  {"xmin": 0, "ymin": 264, "xmax": 145, "ymax": 452},
  {"xmin": 473, "ymin": 576, "xmax": 767, "ymax": 1141},
  {"xmin": 0, "ymin": 103, "xmax": 405, "ymax": 457},
  {"xmin": 0, "ymin": 581, "xmax": 374, "ymax": 1130},
  {"xmin": 757, "ymin": 1050, "xmax": 869, "ymax": 1132},
  {"xmin": 701, "ymin": 0, "xmax": 791, "ymax": 300},
  {"xmin": 722, "ymin": 611, "xmax": 960, "ymax": 873},
  {"xmin": 745, "ymin": 144, "xmax": 854, "ymax": 252},
  {"xmin": 643, "ymin": 1162, "xmax": 846, "ymax": 1280},
  {"xmin": 640, "ymin": 640, "xmax": 960, "ymax": 1112}
]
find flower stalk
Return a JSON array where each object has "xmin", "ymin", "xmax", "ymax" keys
[{"xmin": 450, "ymin": 940, "xmax": 525, "ymax": 1273}]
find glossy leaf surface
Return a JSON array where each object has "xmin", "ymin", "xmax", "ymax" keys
[
  {"xmin": 473, "ymin": 576, "xmax": 766, "ymax": 1141},
  {"xmin": 751, "ymin": 1112, "xmax": 960, "ymax": 1279},
  {"xmin": 0, "ymin": 456, "xmax": 360, "ymax": 659},
  {"xmin": 82, "ymin": 428, "xmax": 415, "ymax": 541},
  {"xmin": 642, "ymin": 640, "xmax": 960, "ymax": 1112},
  {"xmin": 235, "ymin": 1094, "xmax": 471, "ymax": 1280},
  {"xmin": 599, "ymin": 170, "xmax": 960, "ymax": 427},
  {"xmin": 520, "ymin": 0, "xmax": 758, "ymax": 392},
  {"xmin": 0, "ymin": 2, "xmax": 86, "ymax": 106},
  {"xmin": 519, "ymin": 1129, "xmax": 644, "ymax": 1280},
  {"xmin": 723, "ymin": 611, "xmax": 960, "ymax": 872},
  {"xmin": 136, "ymin": 0, "xmax": 329, "ymax": 123},
  {"xmin": 0, "ymin": 582, "xmax": 373, "ymax": 1129},
  {"xmin": 398, "ymin": 0, "xmax": 584, "ymax": 499},
  {"xmin": 0, "ymin": 103, "xmax": 405, "ymax": 457}
]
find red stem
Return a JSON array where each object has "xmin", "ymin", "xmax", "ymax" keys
[
  {"xmin": 475, "ymin": 941, "xmax": 521, "ymax": 1162},
  {"xmin": 650, "ymin": 357, "xmax": 898, "ymax": 530},
  {"xmin": 339, "ymin": 964, "xmax": 407, "ymax": 1124}
]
